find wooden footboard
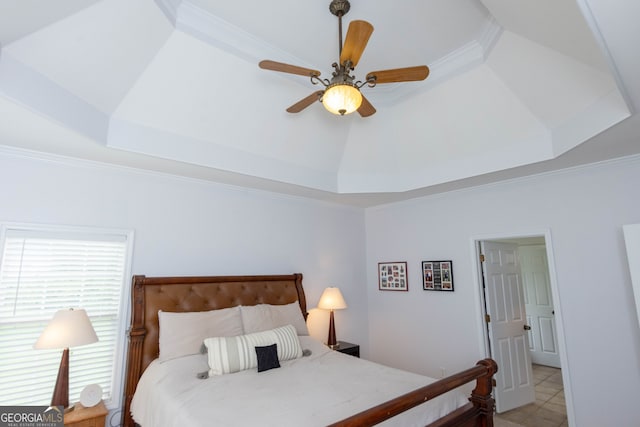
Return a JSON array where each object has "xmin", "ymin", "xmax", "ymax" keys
[{"xmin": 328, "ymin": 358, "xmax": 498, "ymax": 427}]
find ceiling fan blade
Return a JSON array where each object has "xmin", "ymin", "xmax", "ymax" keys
[
  {"xmin": 286, "ymin": 91, "xmax": 324, "ymax": 113},
  {"xmin": 366, "ymin": 65, "xmax": 430, "ymax": 84},
  {"xmin": 357, "ymin": 95, "xmax": 376, "ymax": 117},
  {"xmin": 339, "ymin": 20, "xmax": 374, "ymax": 68},
  {"xmin": 259, "ymin": 60, "xmax": 321, "ymax": 77}
]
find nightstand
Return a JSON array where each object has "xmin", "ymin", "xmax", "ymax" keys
[
  {"xmin": 64, "ymin": 400, "xmax": 107, "ymax": 427},
  {"xmin": 334, "ymin": 340, "xmax": 360, "ymax": 358}
]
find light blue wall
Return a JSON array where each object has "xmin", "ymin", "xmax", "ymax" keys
[
  {"xmin": 365, "ymin": 155, "xmax": 640, "ymax": 427},
  {"xmin": 4, "ymin": 146, "xmax": 640, "ymax": 426},
  {"xmin": 0, "ymin": 148, "xmax": 368, "ymax": 425}
]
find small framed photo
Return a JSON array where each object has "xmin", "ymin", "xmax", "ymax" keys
[
  {"xmin": 422, "ymin": 260, "xmax": 454, "ymax": 291},
  {"xmin": 378, "ymin": 262, "xmax": 408, "ymax": 291}
]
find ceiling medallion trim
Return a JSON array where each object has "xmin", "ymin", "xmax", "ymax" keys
[{"xmin": 329, "ymin": 0, "xmax": 351, "ymax": 17}]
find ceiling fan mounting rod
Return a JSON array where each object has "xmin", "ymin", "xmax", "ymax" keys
[
  {"xmin": 330, "ymin": 0, "xmax": 350, "ymax": 59},
  {"xmin": 338, "ymin": 13, "xmax": 343, "ymax": 58}
]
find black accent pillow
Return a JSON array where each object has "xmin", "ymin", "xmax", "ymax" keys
[{"xmin": 255, "ymin": 343, "xmax": 280, "ymax": 373}]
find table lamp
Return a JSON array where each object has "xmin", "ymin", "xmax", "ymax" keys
[
  {"xmin": 34, "ymin": 308, "xmax": 98, "ymax": 409},
  {"xmin": 317, "ymin": 287, "xmax": 347, "ymax": 349}
]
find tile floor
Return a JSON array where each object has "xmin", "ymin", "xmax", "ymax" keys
[{"xmin": 494, "ymin": 364, "xmax": 568, "ymax": 427}]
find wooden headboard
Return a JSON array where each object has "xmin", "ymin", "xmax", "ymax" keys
[{"xmin": 122, "ymin": 273, "xmax": 306, "ymax": 427}]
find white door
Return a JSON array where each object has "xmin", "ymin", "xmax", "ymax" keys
[
  {"xmin": 520, "ymin": 245, "xmax": 560, "ymax": 368},
  {"xmin": 481, "ymin": 241, "xmax": 535, "ymax": 413}
]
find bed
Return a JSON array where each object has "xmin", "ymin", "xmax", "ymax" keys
[{"xmin": 123, "ymin": 273, "xmax": 497, "ymax": 427}]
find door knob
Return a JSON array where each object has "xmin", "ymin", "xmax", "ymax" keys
[{"xmin": 524, "ymin": 325, "xmax": 531, "ymax": 330}]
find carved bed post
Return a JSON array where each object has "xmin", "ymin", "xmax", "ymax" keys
[
  {"xmin": 327, "ymin": 358, "xmax": 498, "ymax": 427},
  {"xmin": 292, "ymin": 273, "xmax": 308, "ymax": 319},
  {"xmin": 122, "ymin": 275, "xmax": 147, "ymax": 427},
  {"xmin": 469, "ymin": 358, "xmax": 498, "ymax": 427}
]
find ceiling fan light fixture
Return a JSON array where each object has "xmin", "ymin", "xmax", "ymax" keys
[
  {"xmin": 322, "ymin": 82, "xmax": 362, "ymax": 115},
  {"xmin": 259, "ymin": 0, "xmax": 428, "ymax": 117}
]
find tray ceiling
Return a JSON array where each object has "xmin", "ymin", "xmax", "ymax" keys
[{"xmin": 0, "ymin": 0, "xmax": 638, "ymax": 206}]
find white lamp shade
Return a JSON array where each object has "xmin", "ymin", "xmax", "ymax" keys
[
  {"xmin": 317, "ymin": 287, "xmax": 348, "ymax": 310},
  {"xmin": 34, "ymin": 308, "xmax": 98, "ymax": 349}
]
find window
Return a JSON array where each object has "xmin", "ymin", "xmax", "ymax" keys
[{"xmin": 0, "ymin": 223, "xmax": 133, "ymax": 408}]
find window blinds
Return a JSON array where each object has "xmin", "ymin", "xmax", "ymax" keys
[{"xmin": 0, "ymin": 228, "xmax": 128, "ymax": 406}]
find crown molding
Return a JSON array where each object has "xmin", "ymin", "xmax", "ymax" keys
[
  {"xmin": 368, "ymin": 14, "xmax": 503, "ymax": 106},
  {"xmin": 477, "ymin": 15, "xmax": 503, "ymax": 60},
  {"xmin": 170, "ymin": 0, "xmax": 319, "ymax": 72},
  {"xmin": 367, "ymin": 40, "xmax": 487, "ymax": 107},
  {"xmin": 154, "ymin": 0, "xmax": 180, "ymax": 26},
  {"xmin": 0, "ymin": 143, "xmax": 362, "ymax": 211},
  {"xmin": 0, "ymin": 52, "xmax": 109, "ymax": 144},
  {"xmin": 107, "ymin": 117, "xmax": 339, "ymax": 193},
  {"xmin": 367, "ymin": 151, "xmax": 640, "ymax": 211},
  {"xmin": 574, "ymin": 0, "xmax": 634, "ymax": 114},
  {"xmin": 157, "ymin": 0, "xmax": 504, "ymax": 105}
]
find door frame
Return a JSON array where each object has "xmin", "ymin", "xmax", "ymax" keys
[{"xmin": 469, "ymin": 229, "xmax": 575, "ymax": 426}]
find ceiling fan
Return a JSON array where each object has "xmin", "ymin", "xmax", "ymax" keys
[{"xmin": 259, "ymin": 0, "xmax": 430, "ymax": 117}]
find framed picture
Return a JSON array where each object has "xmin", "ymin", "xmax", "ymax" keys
[
  {"xmin": 378, "ymin": 262, "xmax": 408, "ymax": 291},
  {"xmin": 422, "ymin": 260, "xmax": 454, "ymax": 291}
]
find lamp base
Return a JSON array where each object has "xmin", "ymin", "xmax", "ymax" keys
[
  {"xmin": 327, "ymin": 342, "xmax": 341, "ymax": 350},
  {"xmin": 327, "ymin": 310, "xmax": 338, "ymax": 349},
  {"xmin": 51, "ymin": 348, "xmax": 70, "ymax": 409}
]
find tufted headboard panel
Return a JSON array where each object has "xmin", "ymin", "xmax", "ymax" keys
[{"xmin": 122, "ymin": 273, "xmax": 306, "ymax": 427}]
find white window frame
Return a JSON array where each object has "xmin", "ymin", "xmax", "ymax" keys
[{"xmin": 0, "ymin": 222, "xmax": 134, "ymax": 410}]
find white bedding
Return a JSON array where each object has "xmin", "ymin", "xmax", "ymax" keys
[{"xmin": 131, "ymin": 337, "xmax": 467, "ymax": 427}]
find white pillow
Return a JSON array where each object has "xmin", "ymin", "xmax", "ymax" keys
[
  {"xmin": 204, "ymin": 324, "xmax": 302, "ymax": 376},
  {"xmin": 158, "ymin": 306, "xmax": 243, "ymax": 362},
  {"xmin": 240, "ymin": 302, "xmax": 309, "ymax": 335}
]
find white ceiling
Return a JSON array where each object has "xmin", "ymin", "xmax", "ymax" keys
[{"xmin": 0, "ymin": 0, "xmax": 638, "ymax": 207}]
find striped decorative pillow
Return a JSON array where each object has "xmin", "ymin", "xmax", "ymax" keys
[{"xmin": 204, "ymin": 324, "xmax": 302, "ymax": 376}]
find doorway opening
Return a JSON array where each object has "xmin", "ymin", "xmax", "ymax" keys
[{"xmin": 472, "ymin": 231, "xmax": 573, "ymax": 426}]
